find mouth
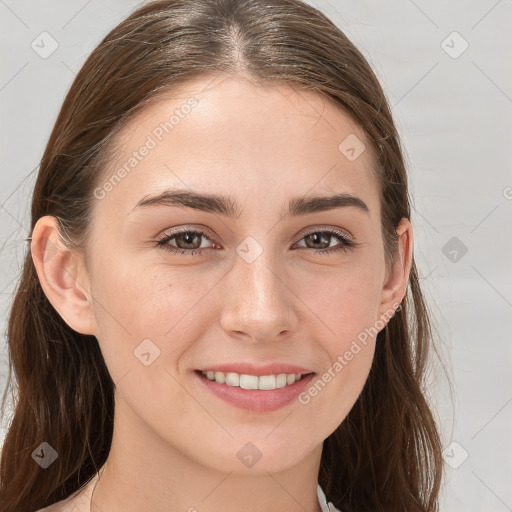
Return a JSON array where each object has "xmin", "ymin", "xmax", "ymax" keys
[
  {"xmin": 193, "ymin": 369, "xmax": 317, "ymax": 413},
  {"xmin": 195, "ymin": 369, "xmax": 315, "ymax": 391}
]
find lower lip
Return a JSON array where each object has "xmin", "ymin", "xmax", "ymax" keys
[{"xmin": 194, "ymin": 371, "xmax": 316, "ymax": 413}]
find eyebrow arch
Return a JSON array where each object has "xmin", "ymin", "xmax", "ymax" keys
[{"xmin": 132, "ymin": 190, "xmax": 369, "ymax": 218}]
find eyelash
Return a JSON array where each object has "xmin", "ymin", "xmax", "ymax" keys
[{"xmin": 156, "ymin": 227, "xmax": 358, "ymax": 256}]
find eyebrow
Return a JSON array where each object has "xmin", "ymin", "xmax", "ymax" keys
[{"xmin": 132, "ymin": 190, "xmax": 369, "ymax": 218}]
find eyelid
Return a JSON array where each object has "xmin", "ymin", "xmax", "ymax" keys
[
  {"xmin": 156, "ymin": 225, "xmax": 354, "ymax": 246},
  {"xmin": 156, "ymin": 224, "xmax": 358, "ymax": 255},
  {"xmin": 156, "ymin": 224, "xmax": 216, "ymax": 242},
  {"xmin": 299, "ymin": 225, "xmax": 354, "ymax": 242}
]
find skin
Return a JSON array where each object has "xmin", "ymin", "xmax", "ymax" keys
[{"xmin": 31, "ymin": 75, "xmax": 412, "ymax": 512}]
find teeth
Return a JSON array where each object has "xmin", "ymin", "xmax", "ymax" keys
[
  {"xmin": 240, "ymin": 374, "xmax": 258, "ymax": 389},
  {"xmin": 225, "ymin": 372, "xmax": 240, "ymax": 387},
  {"xmin": 201, "ymin": 371, "xmax": 304, "ymax": 390}
]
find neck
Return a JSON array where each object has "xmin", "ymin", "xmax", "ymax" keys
[{"xmin": 91, "ymin": 398, "xmax": 324, "ymax": 512}]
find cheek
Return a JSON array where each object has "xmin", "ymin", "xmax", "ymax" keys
[
  {"xmin": 91, "ymin": 256, "xmax": 198, "ymax": 333},
  {"xmin": 289, "ymin": 262, "xmax": 381, "ymax": 429},
  {"xmin": 89, "ymin": 258, "xmax": 214, "ymax": 381},
  {"xmin": 296, "ymin": 288, "xmax": 378, "ymax": 438},
  {"xmin": 292, "ymin": 258, "xmax": 384, "ymax": 340},
  {"xmin": 299, "ymin": 342, "xmax": 375, "ymax": 440}
]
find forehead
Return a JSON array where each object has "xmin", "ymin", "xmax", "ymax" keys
[{"xmin": 96, "ymin": 76, "xmax": 380, "ymax": 221}]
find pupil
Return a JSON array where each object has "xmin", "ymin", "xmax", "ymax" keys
[{"xmin": 308, "ymin": 233, "xmax": 328, "ymax": 249}]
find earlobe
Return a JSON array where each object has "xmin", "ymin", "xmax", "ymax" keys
[
  {"xmin": 30, "ymin": 215, "xmax": 96, "ymax": 336},
  {"xmin": 378, "ymin": 217, "xmax": 413, "ymax": 321}
]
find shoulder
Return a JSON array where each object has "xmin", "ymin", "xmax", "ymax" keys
[
  {"xmin": 34, "ymin": 473, "xmax": 99, "ymax": 512},
  {"xmin": 34, "ymin": 500, "xmax": 73, "ymax": 512},
  {"xmin": 34, "ymin": 496, "xmax": 87, "ymax": 512},
  {"xmin": 34, "ymin": 503, "xmax": 64, "ymax": 512}
]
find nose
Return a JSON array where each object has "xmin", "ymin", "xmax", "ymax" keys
[{"xmin": 219, "ymin": 250, "xmax": 299, "ymax": 344}]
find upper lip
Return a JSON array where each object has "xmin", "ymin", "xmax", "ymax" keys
[{"xmin": 196, "ymin": 362, "xmax": 315, "ymax": 376}]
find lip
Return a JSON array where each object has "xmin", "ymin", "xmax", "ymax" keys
[
  {"xmin": 194, "ymin": 370, "xmax": 316, "ymax": 413},
  {"xmin": 195, "ymin": 362, "xmax": 313, "ymax": 376}
]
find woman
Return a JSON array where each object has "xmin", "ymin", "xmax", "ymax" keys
[{"xmin": 0, "ymin": 0, "xmax": 444, "ymax": 511}]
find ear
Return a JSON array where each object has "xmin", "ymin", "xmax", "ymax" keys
[
  {"xmin": 30, "ymin": 215, "xmax": 97, "ymax": 336},
  {"xmin": 377, "ymin": 217, "xmax": 413, "ymax": 322}
]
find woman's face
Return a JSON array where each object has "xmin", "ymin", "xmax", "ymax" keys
[{"xmin": 44, "ymin": 76, "xmax": 410, "ymax": 475}]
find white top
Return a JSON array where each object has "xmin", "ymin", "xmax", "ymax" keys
[
  {"xmin": 37, "ymin": 474, "xmax": 341, "ymax": 511},
  {"xmin": 317, "ymin": 483, "xmax": 342, "ymax": 512}
]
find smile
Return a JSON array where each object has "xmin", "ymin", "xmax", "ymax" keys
[
  {"xmin": 194, "ymin": 370, "xmax": 316, "ymax": 413},
  {"xmin": 200, "ymin": 370, "xmax": 305, "ymax": 390}
]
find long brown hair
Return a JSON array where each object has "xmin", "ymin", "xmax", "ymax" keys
[{"xmin": 0, "ymin": 1, "xmax": 445, "ymax": 510}]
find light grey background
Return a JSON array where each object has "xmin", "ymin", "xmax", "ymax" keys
[{"xmin": 1, "ymin": 1, "xmax": 511, "ymax": 510}]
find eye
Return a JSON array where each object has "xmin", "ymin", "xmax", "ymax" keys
[
  {"xmin": 156, "ymin": 229, "xmax": 216, "ymax": 256},
  {"xmin": 293, "ymin": 228, "xmax": 357, "ymax": 255},
  {"xmin": 156, "ymin": 227, "xmax": 358, "ymax": 256}
]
